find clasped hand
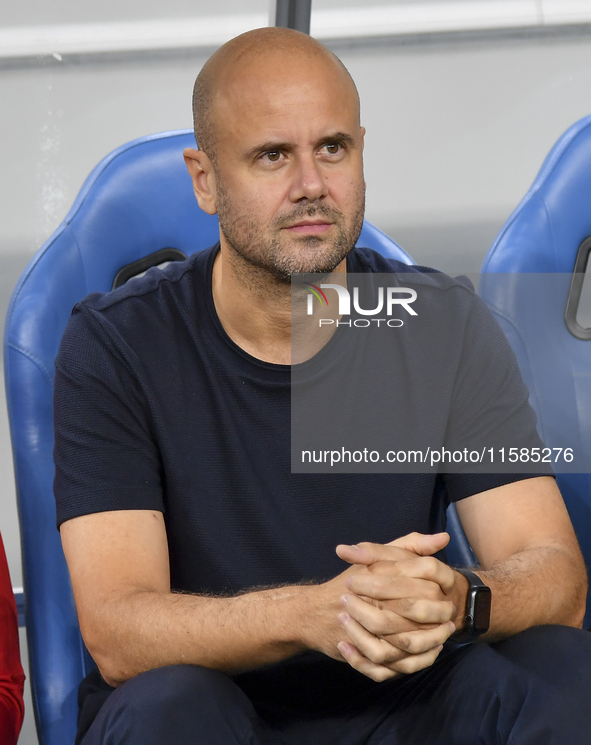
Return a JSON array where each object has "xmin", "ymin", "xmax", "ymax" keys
[{"xmin": 331, "ymin": 532, "xmax": 458, "ymax": 682}]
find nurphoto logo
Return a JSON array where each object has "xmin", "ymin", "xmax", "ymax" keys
[{"xmin": 304, "ymin": 282, "xmax": 418, "ymax": 328}]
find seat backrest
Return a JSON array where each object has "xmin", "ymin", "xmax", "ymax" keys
[
  {"xmin": 480, "ymin": 114, "xmax": 591, "ymax": 627},
  {"xmin": 4, "ymin": 129, "xmax": 421, "ymax": 745}
]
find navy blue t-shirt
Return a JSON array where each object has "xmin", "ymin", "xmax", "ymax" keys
[
  {"xmin": 55, "ymin": 244, "xmax": 550, "ymax": 727},
  {"xmin": 54, "ymin": 244, "xmax": 544, "ymax": 597}
]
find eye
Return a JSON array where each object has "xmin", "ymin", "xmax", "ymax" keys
[
  {"xmin": 324, "ymin": 143, "xmax": 342, "ymax": 155},
  {"xmin": 265, "ymin": 151, "xmax": 281, "ymax": 162}
]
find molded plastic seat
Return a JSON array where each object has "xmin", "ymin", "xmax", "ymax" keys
[{"xmin": 480, "ymin": 114, "xmax": 591, "ymax": 627}]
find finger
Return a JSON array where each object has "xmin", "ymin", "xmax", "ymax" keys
[
  {"xmin": 348, "ymin": 556, "xmax": 456, "ymax": 595},
  {"xmin": 389, "ymin": 596, "xmax": 456, "ymax": 625},
  {"xmin": 336, "ymin": 542, "xmax": 416, "ymax": 567},
  {"xmin": 349, "ymin": 592, "xmax": 455, "ymax": 625},
  {"xmin": 341, "ymin": 593, "xmax": 441, "ymax": 635},
  {"xmin": 388, "ymin": 531, "xmax": 450, "ymax": 556},
  {"xmin": 336, "ymin": 532, "xmax": 450, "ymax": 568},
  {"xmin": 385, "ymin": 622, "xmax": 456, "ymax": 656},
  {"xmin": 358, "ymin": 571, "xmax": 448, "ymax": 602},
  {"xmin": 337, "ymin": 641, "xmax": 399, "ymax": 683},
  {"xmin": 363, "ymin": 561, "xmax": 455, "ymax": 598},
  {"xmin": 339, "ymin": 614, "xmax": 449, "ymax": 674},
  {"xmin": 340, "ymin": 612, "xmax": 408, "ymax": 667},
  {"xmin": 391, "ymin": 644, "xmax": 445, "ymax": 675}
]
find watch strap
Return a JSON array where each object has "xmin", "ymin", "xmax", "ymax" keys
[
  {"xmin": 451, "ymin": 568, "xmax": 491, "ymax": 643},
  {"xmin": 456, "ymin": 567, "xmax": 486, "ymax": 589}
]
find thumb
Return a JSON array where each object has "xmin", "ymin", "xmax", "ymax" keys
[
  {"xmin": 388, "ymin": 531, "xmax": 450, "ymax": 556},
  {"xmin": 336, "ymin": 532, "xmax": 450, "ymax": 566}
]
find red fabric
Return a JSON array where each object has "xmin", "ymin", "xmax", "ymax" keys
[{"xmin": 0, "ymin": 533, "xmax": 25, "ymax": 745}]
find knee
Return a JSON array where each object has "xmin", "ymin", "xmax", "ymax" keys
[
  {"xmin": 86, "ymin": 666, "xmax": 257, "ymax": 745},
  {"xmin": 116, "ymin": 665, "xmax": 243, "ymax": 715},
  {"xmin": 495, "ymin": 624, "xmax": 590, "ymax": 661},
  {"xmin": 494, "ymin": 625, "xmax": 591, "ymax": 688}
]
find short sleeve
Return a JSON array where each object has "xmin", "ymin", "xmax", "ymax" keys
[
  {"xmin": 441, "ymin": 292, "xmax": 552, "ymax": 501},
  {"xmin": 54, "ymin": 305, "xmax": 164, "ymax": 527}
]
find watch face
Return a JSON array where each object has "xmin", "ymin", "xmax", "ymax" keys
[{"xmin": 474, "ymin": 587, "xmax": 492, "ymax": 632}]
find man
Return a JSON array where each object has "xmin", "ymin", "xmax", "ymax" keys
[{"xmin": 54, "ymin": 27, "xmax": 590, "ymax": 745}]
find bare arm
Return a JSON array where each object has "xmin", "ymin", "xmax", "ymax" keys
[
  {"xmin": 61, "ymin": 511, "xmax": 454, "ymax": 687},
  {"xmin": 62, "ymin": 509, "xmax": 320, "ymax": 686},
  {"xmin": 338, "ymin": 476, "xmax": 587, "ymax": 667},
  {"xmin": 64, "ymin": 477, "xmax": 575, "ymax": 689},
  {"xmin": 453, "ymin": 475, "xmax": 587, "ymax": 637}
]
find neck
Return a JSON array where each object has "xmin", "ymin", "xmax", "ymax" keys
[{"xmin": 211, "ymin": 242, "xmax": 347, "ymax": 365}]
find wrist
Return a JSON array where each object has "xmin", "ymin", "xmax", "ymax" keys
[
  {"xmin": 293, "ymin": 582, "xmax": 330, "ymax": 651},
  {"xmin": 260, "ymin": 584, "xmax": 315, "ymax": 652},
  {"xmin": 450, "ymin": 569, "xmax": 470, "ymax": 632},
  {"xmin": 450, "ymin": 568, "xmax": 492, "ymax": 642},
  {"xmin": 287, "ymin": 580, "xmax": 345, "ymax": 657}
]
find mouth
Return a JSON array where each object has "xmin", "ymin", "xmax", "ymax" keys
[{"xmin": 283, "ymin": 220, "xmax": 333, "ymax": 235}]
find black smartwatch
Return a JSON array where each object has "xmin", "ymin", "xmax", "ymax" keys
[{"xmin": 451, "ymin": 568, "xmax": 491, "ymax": 643}]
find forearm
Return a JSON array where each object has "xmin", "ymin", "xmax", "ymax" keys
[
  {"xmin": 86, "ymin": 583, "xmax": 328, "ymax": 686},
  {"xmin": 451, "ymin": 543, "xmax": 587, "ymax": 641}
]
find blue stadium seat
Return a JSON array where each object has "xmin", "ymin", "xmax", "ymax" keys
[
  {"xmin": 7, "ymin": 129, "xmax": 458, "ymax": 745},
  {"xmin": 480, "ymin": 114, "xmax": 591, "ymax": 628}
]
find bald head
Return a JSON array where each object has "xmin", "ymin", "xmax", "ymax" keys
[{"xmin": 192, "ymin": 27, "xmax": 360, "ymax": 163}]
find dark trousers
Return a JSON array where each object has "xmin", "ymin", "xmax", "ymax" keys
[{"xmin": 81, "ymin": 625, "xmax": 591, "ymax": 745}]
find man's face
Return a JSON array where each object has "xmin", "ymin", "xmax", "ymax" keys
[{"xmin": 210, "ymin": 52, "xmax": 366, "ymax": 281}]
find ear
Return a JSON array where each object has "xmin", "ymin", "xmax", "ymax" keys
[
  {"xmin": 183, "ymin": 148, "xmax": 218, "ymax": 215},
  {"xmin": 359, "ymin": 126, "xmax": 366, "ymax": 152}
]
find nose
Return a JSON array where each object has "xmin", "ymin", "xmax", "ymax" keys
[{"xmin": 288, "ymin": 153, "xmax": 329, "ymax": 203}]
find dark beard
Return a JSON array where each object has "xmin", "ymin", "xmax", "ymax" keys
[{"xmin": 215, "ymin": 181, "xmax": 365, "ymax": 283}]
